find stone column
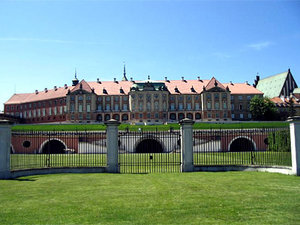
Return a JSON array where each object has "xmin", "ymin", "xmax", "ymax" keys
[
  {"xmin": 105, "ymin": 119, "xmax": 121, "ymax": 173},
  {"xmin": 180, "ymin": 118, "xmax": 195, "ymax": 172},
  {"xmin": 289, "ymin": 117, "xmax": 300, "ymax": 176},
  {"xmin": 0, "ymin": 120, "xmax": 13, "ymax": 179}
]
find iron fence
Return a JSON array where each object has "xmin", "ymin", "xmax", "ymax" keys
[
  {"xmin": 118, "ymin": 130, "xmax": 181, "ymax": 173},
  {"xmin": 10, "ymin": 131, "xmax": 107, "ymax": 171},
  {"xmin": 193, "ymin": 128, "xmax": 291, "ymax": 166}
]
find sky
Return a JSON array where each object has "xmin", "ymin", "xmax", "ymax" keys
[{"xmin": 0, "ymin": 0, "xmax": 300, "ymax": 111}]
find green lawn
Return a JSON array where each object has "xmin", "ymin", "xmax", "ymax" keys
[
  {"xmin": 0, "ymin": 172, "xmax": 299, "ymax": 224},
  {"xmin": 12, "ymin": 121, "xmax": 288, "ymax": 131}
]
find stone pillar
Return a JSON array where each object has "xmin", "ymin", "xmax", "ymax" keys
[
  {"xmin": 0, "ymin": 120, "xmax": 13, "ymax": 179},
  {"xmin": 180, "ymin": 118, "xmax": 195, "ymax": 172},
  {"xmin": 289, "ymin": 117, "xmax": 300, "ymax": 176},
  {"xmin": 105, "ymin": 119, "xmax": 121, "ymax": 173}
]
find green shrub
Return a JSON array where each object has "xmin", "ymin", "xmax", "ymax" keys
[{"xmin": 268, "ymin": 130, "xmax": 290, "ymax": 152}]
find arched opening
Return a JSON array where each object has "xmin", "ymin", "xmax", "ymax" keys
[
  {"xmin": 122, "ymin": 114, "xmax": 128, "ymax": 121},
  {"xmin": 113, "ymin": 114, "xmax": 120, "ymax": 121},
  {"xmin": 41, "ymin": 140, "xmax": 66, "ymax": 154},
  {"xmin": 195, "ymin": 113, "xmax": 201, "ymax": 120},
  {"xmin": 96, "ymin": 114, "xmax": 102, "ymax": 122},
  {"xmin": 178, "ymin": 113, "xmax": 185, "ymax": 120},
  {"xmin": 135, "ymin": 139, "xmax": 163, "ymax": 153},
  {"xmin": 187, "ymin": 113, "xmax": 193, "ymax": 120},
  {"xmin": 104, "ymin": 114, "xmax": 111, "ymax": 121},
  {"xmin": 170, "ymin": 113, "xmax": 176, "ymax": 120},
  {"xmin": 229, "ymin": 137, "xmax": 255, "ymax": 152}
]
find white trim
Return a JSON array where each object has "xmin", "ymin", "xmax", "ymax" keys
[{"xmin": 10, "ymin": 144, "xmax": 15, "ymax": 154}]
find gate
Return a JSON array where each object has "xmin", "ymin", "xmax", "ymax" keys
[{"xmin": 118, "ymin": 130, "xmax": 181, "ymax": 173}]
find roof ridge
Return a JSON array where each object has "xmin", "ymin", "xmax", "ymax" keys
[{"xmin": 259, "ymin": 70, "xmax": 288, "ymax": 81}]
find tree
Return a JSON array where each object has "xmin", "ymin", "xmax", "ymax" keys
[
  {"xmin": 250, "ymin": 96, "xmax": 278, "ymax": 121},
  {"xmin": 288, "ymin": 97, "xmax": 296, "ymax": 118}
]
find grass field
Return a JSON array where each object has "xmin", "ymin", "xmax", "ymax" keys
[
  {"xmin": 0, "ymin": 172, "xmax": 299, "ymax": 224},
  {"xmin": 12, "ymin": 121, "xmax": 289, "ymax": 131}
]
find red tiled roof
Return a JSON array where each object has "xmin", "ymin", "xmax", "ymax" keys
[
  {"xmin": 161, "ymin": 79, "xmax": 209, "ymax": 95},
  {"xmin": 70, "ymin": 80, "xmax": 93, "ymax": 93},
  {"xmin": 88, "ymin": 81, "xmax": 134, "ymax": 95},
  {"xmin": 271, "ymin": 96, "xmax": 300, "ymax": 106},
  {"xmin": 4, "ymin": 78, "xmax": 263, "ymax": 104},
  {"xmin": 224, "ymin": 83, "xmax": 263, "ymax": 95},
  {"xmin": 5, "ymin": 86, "xmax": 70, "ymax": 104},
  {"xmin": 205, "ymin": 77, "xmax": 226, "ymax": 90}
]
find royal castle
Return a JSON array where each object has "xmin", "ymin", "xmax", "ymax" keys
[{"xmin": 4, "ymin": 67, "xmax": 299, "ymax": 124}]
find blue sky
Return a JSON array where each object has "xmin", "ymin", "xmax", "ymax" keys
[{"xmin": 1, "ymin": 0, "xmax": 299, "ymax": 111}]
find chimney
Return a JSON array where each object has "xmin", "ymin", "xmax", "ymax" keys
[
  {"xmin": 44, "ymin": 88, "xmax": 48, "ymax": 93},
  {"xmin": 97, "ymin": 78, "xmax": 101, "ymax": 84},
  {"xmin": 114, "ymin": 78, "xmax": 117, "ymax": 83},
  {"xmin": 181, "ymin": 76, "xmax": 184, "ymax": 81},
  {"xmin": 165, "ymin": 77, "xmax": 168, "ymax": 81},
  {"xmin": 197, "ymin": 76, "xmax": 200, "ymax": 81},
  {"xmin": 64, "ymin": 84, "xmax": 68, "ymax": 89},
  {"xmin": 190, "ymin": 86, "xmax": 196, "ymax": 92},
  {"xmin": 54, "ymin": 86, "xmax": 57, "ymax": 91},
  {"xmin": 245, "ymin": 81, "xmax": 249, "ymax": 85},
  {"xmin": 35, "ymin": 90, "xmax": 38, "ymax": 94},
  {"xmin": 230, "ymin": 81, "xmax": 233, "ymax": 85},
  {"xmin": 130, "ymin": 77, "xmax": 135, "ymax": 83}
]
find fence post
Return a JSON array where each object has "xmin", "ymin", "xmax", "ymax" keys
[
  {"xmin": 180, "ymin": 118, "xmax": 195, "ymax": 172},
  {"xmin": 289, "ymin": 117, "xmax": 300, "ymax": 176},
  {"xmin": 105, "ymin": 119, "xmax": 121, "ymax": 173},
  {"xmin": 0, "ymin": 120, "xmax": 13, "ymax": 179}
]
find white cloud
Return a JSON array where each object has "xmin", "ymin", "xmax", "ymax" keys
[{"xmin": 247, "ymin": 41, "xmax": 273, "ymax": 51}]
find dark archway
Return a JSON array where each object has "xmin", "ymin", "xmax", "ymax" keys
[
  {"xmin": 187, "ymin": 113, "xmax": 193, "ymax": 120},
  {"xmin": 41, "ymin": 140, "xmax": 66, "ymax": 154},
  {"xmin": 229, "ymin": 137, "xmax": 255, "ymax": 152},
  {"xmin": 104, "ymin": 114, "xmax": 111, "ymax": 121},
  {"xmin": 136, "ymin": 139, "xmax": 163, "ymax": 153},
  {"xmin": 195, "ymin": 113, "xmax": 201, "ymax": 120},
  {"xmin": 122, "ymin": 114, "xmax": 128, "ymax": 121},
  {"xmin": 97, "ymin": 114, "xmax": 102, "ymax": 122},
  {"xmin": 170, "ymin": 113, "xmax": 176, "ymax": 120},
  {"xmin": 178, "ymin": 113, "xmax": 185, "ymax": 120},
  {"xmin": 113, "ymin": 114, "xmax": 120, "ymax": 121}
]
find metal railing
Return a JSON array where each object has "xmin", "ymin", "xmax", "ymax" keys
[
  {"xmin": 10, "ymin": 131, "xmax": 107, "ymax": 171},
  {"xmin": 193, "ymin": 128, "xmax": 291, "ymax": 166}
]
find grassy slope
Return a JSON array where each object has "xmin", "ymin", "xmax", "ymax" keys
[
  {"xmin": 0, "ymin": 172, "xmax": 299, "ymax": 224},
  {"xmin": 12, "ymin": 122, "xmax": 288, "ymax": 131}
]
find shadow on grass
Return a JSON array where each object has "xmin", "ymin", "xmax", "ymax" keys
[{"xmin": 11, "ymin": 177, "xmax": 37, "ymax": 182}]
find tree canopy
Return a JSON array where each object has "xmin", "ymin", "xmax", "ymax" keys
[{"xmin": 250, "ymin": 96, "xmax": 278, "ymax": 121}]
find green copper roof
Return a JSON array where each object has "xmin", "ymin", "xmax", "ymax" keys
[
  {"xmin": 293, "ymin": 88, "xmax": 300, "ymax": 94},
  {"xmin": 256, "ymin": 71, "xmax": 288, "ymax": 98}
]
